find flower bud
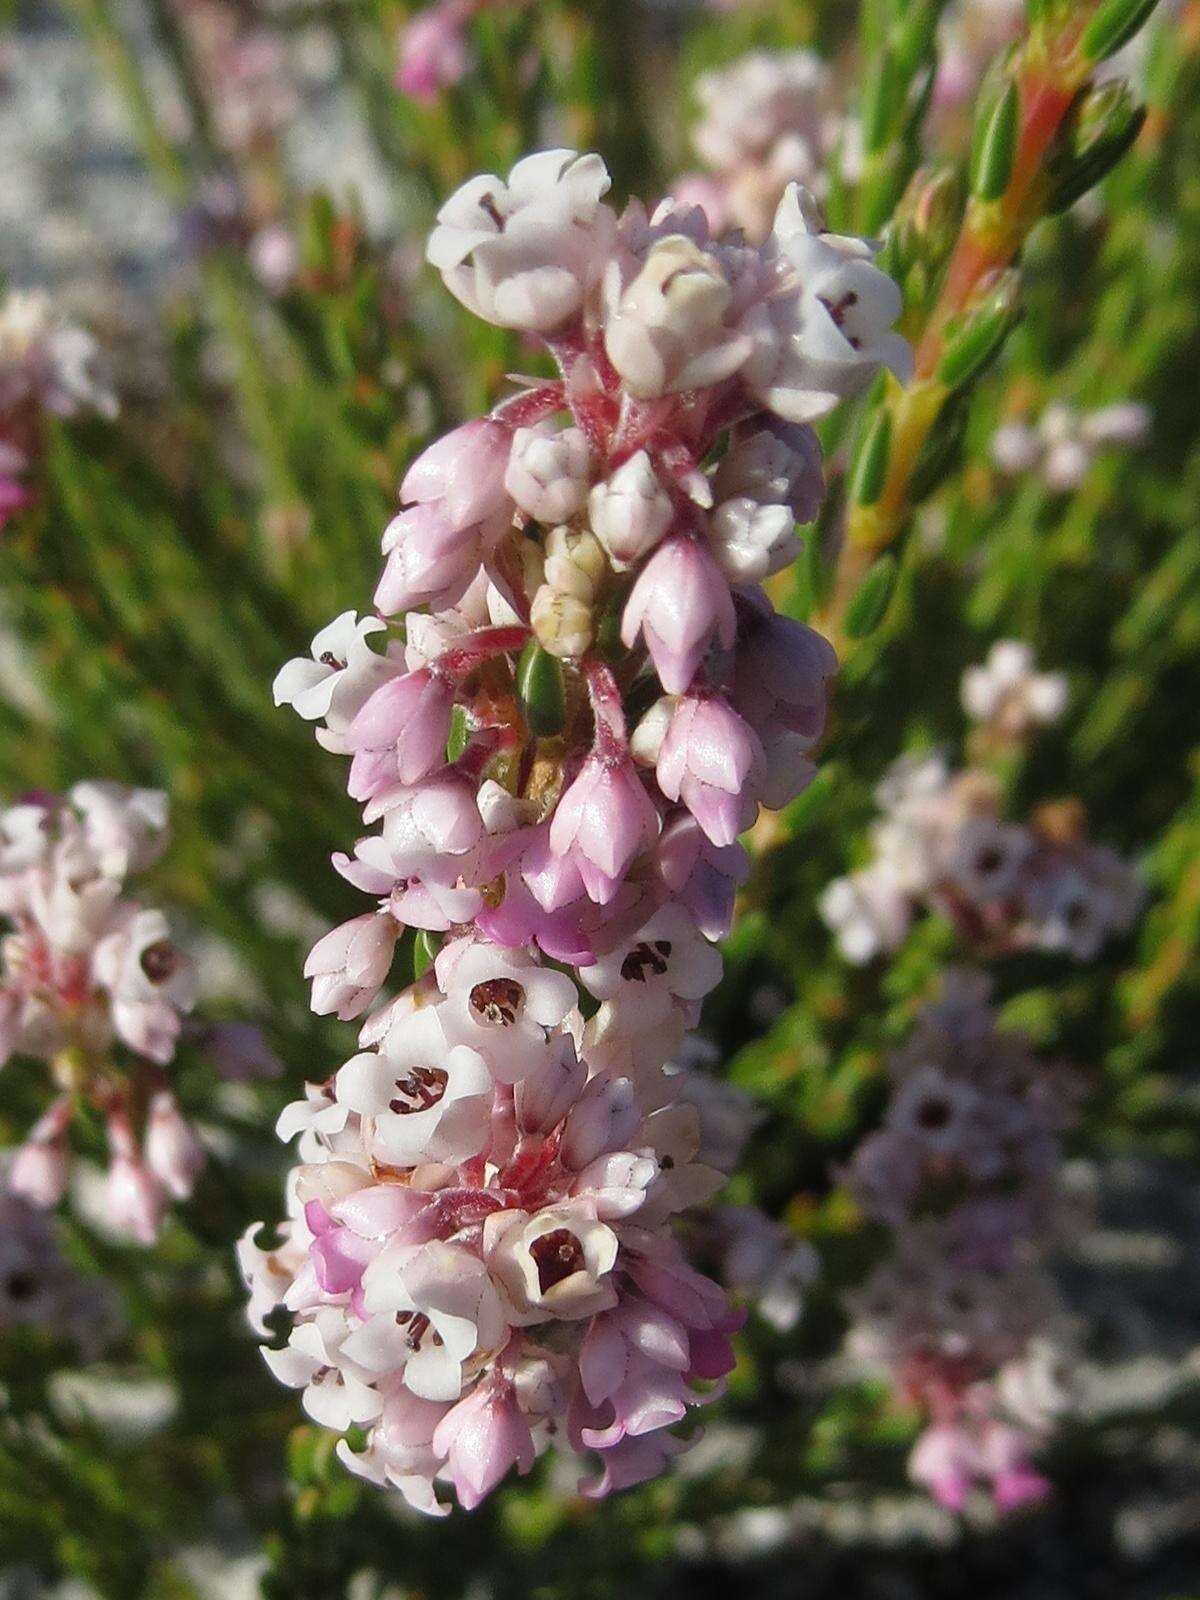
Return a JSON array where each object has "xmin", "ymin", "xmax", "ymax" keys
[
  {"xmin": 530, "ymin": 584, "xmax": 594, "ymax": 659},
  {"xmin": 515, "ymin": 1034, "xmax": 587, "ymax": 1135},
  {"xmin": 504, "ymin": 424, "xmax": 591, "ymax": 524},
  {"xmin": 144, "ymin": 1090, "xmax": 207, "ymax": 1200},
  {"xmin": 542, "ymin": 524, "xmax": 607, "ymax": 600},
  {"xmin": 561, "ymin": 1076, "xmax": 639, "ymax": 1170},
  {"xmin": 588, "ymin": 452, "xmax": 674, "ymax": 570},
  {"xmin": 708, "ymin": 497, "xmax": 796, "ymax": 581},
  {"xmin": 106, "ymin": 1149, "xmax": 167, "ymax": 1244}
]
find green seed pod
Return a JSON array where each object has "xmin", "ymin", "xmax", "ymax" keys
[
  {"xmin": 844, "ymin": 554, "xmax": 899, "ymax": 639},
  {"xmin": 972, "ymin": 80, "xmax": 1020, "ymax": 202},
  {"xmin": 849, "ymin": 409, "xmax": 894, "ymax": 508},
  {"xmin": 1080, "ymin": 0, "xmax": 1162, "ymax": 64},
  {"xmin": 1046, "ymin": 80, "xmax": 1147, "ymax": 213},
  {"xmin": 516, "ymin": 639, "xmax": 567, "ymax": 738},
  {"xmin": 936, "ymin": 270, "xmax": 1023, "ymax": 391}
]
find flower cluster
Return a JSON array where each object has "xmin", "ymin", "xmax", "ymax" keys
[
  {"xmin": 255, "ymin": 148, "xmax": 909, "ymax": 1509},
  {"xmin": 677, "ymin": 52, "xmax": 847, "ymax": 242},
  {"xmin": 991, "ymin": 400, "xmax": 1150, "ymax": 492},
  {"xmin": 0, "ymin": 785, "xmax": 204, "ymax": 1242},
  {"xmin": 820, "ymin": 643, "xmax": 1141, "ymax": 964},
  {"xmin": 239, "ymin": 948, "xmax": 741, "ymax": 1514},
  {"xmin": 0, "ymin": 289, "xmax": 117, "ymax": 531},
  {"xmin": 843, "ymin": 973, "xmax": 1080, "ymax": 1514}
]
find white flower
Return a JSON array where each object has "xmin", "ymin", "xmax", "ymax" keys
[
  {"xmin": 504, "ymin": 423, "xmax": 591, "ymax": 523},
  {"xmin": 579, "ymin": 903, "xmax": 723, "ymax": 1029},
  {"xmin": 707, "ymin": 496, "xmax": 797, "ymax": 581},
  {"xmin": 819, "ymin": 863, "xmax": 912, "ymax": 964},
  {"xmin": 693, "ymin": 50, "xmax": 831, "ymax": 175},
  {"xmin": 355, "ymin": 1239, "xmax": 506, "ymax": 1400},
  {"xmin": 588, "ymin": 452, "xmax": 675, "ymax": 570},
  {"xmin": 603, "ymin": 232, "xmax": 756, "ymax": 399},
  {"xmin": 426, "ymin": 149, "xmax": 614, "ymax": 332},
  {"xmin": 435, "ymin": 941, "xmax": 579, "ymax": 1083},
  {"xmin": 273, "ymin": 611, "xmax": 403, "ymax": 753},
  {"xmin": 961, "ymin": 641, "xmax": 1068, "ymax": 736},
  {"xmin": 485, "ymin": 1202, "xmax": 619, "ymax": 1324},
  {"xmin": 262, "ymin": 1307, "xmax": 383, "ymax": 1430},
  {"xmin": 745, "ymin": 185, "xmax": 911, "ymax": 422},
  {"xmin": 336, "ymin": 1006, "xmax": 493, "ymax": 1167},
  {"xmin": 945, "ymin": 815, "xmax": 1033, "ymax": 904},
  {"xmin": 68, "ymin": 782, "xmax": 169, "ymax": 877}
]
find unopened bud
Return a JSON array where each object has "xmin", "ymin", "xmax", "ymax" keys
[
  {"xmin": 515, "ymin": 1035, "xmax": 587, "ymax": 1135},
  {"xmin": 560, "ymin": 1075, "xmax": 639, "ymax": 1170},
  {"xmin": 1046, "ymin": 80, "xmax": 1146, "ymax": 215},
  {"xmin": 531, "ymin": 585, "xmax": 594, "ymax": 659},
  {"xmin": 588, "ymin": 451, "xmax": 674, "ymax": 569}
]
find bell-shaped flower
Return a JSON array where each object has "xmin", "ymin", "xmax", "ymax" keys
[
  {"xmin": 435, "ymin": 940, "xmax": 579, "ymax": 1083},
  {"xmin": 655, "ymin": 691, "xmax": 764, "ymax": 846},
  {"xmin": 621, "ymin": 536, "xmax": 735, "ymax": 694},
  {"xmin": 273, "ymin": 612, "xmax": 404, "ymax": 753},
  {"xmin": 427, "ymin": 149, "xmax": 614, "ymax": 332},
  {"xmin": 336, "ymin": 1005, "xmax": 493, "ymax": 1167},
  {"xmin": 579, "ymin": 902, "xmax": 722, "ymax": 1030},
  {"xmin": 485, "ymin": 1201, "xmax": 619, "ymax": 1324},
  {"xmin": 347, "ymin": 668, "xmax": 455, "ymax": 790},
  {"xmin": 432, "ymin": 1375, "xmax": 535, "ymax": 1511}
]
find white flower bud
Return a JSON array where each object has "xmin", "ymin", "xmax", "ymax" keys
[
  {"xmin": 708, "ymin": 496, "xmax": 797, "ymax": 581},
  {"xmin": 630, "ymin": 695, "xmax": 675, "ymax": 766},
  {"xmin": 530, "ymin": 585, "xmax": 594, "ymax": 659},
  {"xmin": 588, "ymin": 451, "xmax": 674, "ymax": 570},
  {"xmin": 504, "ymin": 424, "xmax": 591, "ymax": 524}
]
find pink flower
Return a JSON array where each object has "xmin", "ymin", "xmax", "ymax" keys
[
  {"xmin": 656, "ymin": 691, "xmax": 763, "ymax": 846},
  {"xmin": 397, "ymin": 2, "xmax": 472, "ymax": 104},
  {"xmin": 105, "ymin": 1115, "xmax": 167, "ymax": 1245},
  {"xmin": 144, "ymin": 1090, "xmax": 206, "ymax": 1200},
  {"xmin": 347, "ymin": 668, "xmax": 455, "ymax": 790},
  {"xmin": 549, "ymin": 751, "xmax": 660, "ymax": 904},
  {"xmin": 305, "ymin": 911, "xmax": 400, "ymax": 1019},
  {"xmin": 432, "ymin": 1376, "xmax": 535, "ymax": 1510},
  {"xmin": 621, "ymin": 537, "xmax": 736, "ymax": 694},
  {"xmin": 8, "ymin": 1097, "xmax": 72, "ymax": 1207}
]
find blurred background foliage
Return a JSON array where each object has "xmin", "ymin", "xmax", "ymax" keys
[{"xmin": 1, "ymin": 0, "xmax": 1199, "ymax": 1596}]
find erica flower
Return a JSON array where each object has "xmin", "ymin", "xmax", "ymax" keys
[
  {"xmin": 621, "ymin": 537, "xmax": 736, "ymax": 694},
  {"xmin": 427, "ymin": 150, "xmax": 615, "ymax": 332}
]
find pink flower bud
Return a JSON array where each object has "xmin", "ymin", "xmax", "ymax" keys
[
  {"xmin": 396, "ymin": 3, "xmax": 471, "ymax": 105},
  {"xmin": 561, "ymin": 1076, "xmax": 639, "ymax": 1170},
  {"xmin": 549, "ymin": 751, "xmax": 660, "ymax": 905},
  {"xmin": 431, "ymin": 1377, "xmax": 535, "ymax": 1511},
  {"xmin": 305, "ymin": 911, "xmax": 400, "ymax": 1020},
  {"xmin": 106, "ymin": 1147, "xmax": 167, "ymax": 1245},
  {"xmin": 348, "ymin": 669, "xmax": 455, "ymax": 787},
  {"xmin": 401, "ymin": 418, "xmax": 513, "ymax": 527},
  {"xmin": 144, "ymin": 1091, "xmax": 206, "ymax": 1200},
  {"xmin": 621, "ymin": 537, "xmax": 736, "ymax": 694},
  {"xmin": 655, "ymin": 691, "xmax": 763, "ymax": 847},
  {"xmin": 515, "ymin": 1034, "xmax": 587, "ymax": 1135},
  {"xmin": 9, "ymin": 1098, "xmax": 72, "ymax": 1206}
]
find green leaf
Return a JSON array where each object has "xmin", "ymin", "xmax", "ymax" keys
[
  {"xmin": 849, "ymin": 409, "xmax": 893, "ymax": 507},
  {"xmin": 446, "ymin": 704, "xmax": 470, "ymax": 762},
  {"xmin": 844, "ymin": 555, "xmax": 899, "ymax": 638},
  {"xmin": 936, "ymin": 270, "xmax": 1023, "ymax": 389},
  {"xmin": 1080, "ymin": 0, "xmax": 1162, "ymax": 63},
  {"xmin": 972, "ymin": 80, "xmax": 1020, "ymax": 201},
  {"xmin": 516, "ymin": 640, "xmax": 567, "ymax": 737},
  {"xmin": 413, "ymin": 929, "xmax": 441, "ymax": 979}
]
